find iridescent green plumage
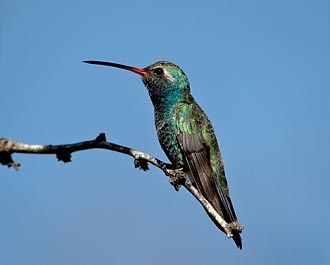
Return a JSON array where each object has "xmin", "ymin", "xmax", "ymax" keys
[
  {"xmin": 143, "ymin": 62, "xmax": 242, "ymax": 248},
  {"xmin": 84, "ymin": 60, "xmax": 243, "ymax": 249}
]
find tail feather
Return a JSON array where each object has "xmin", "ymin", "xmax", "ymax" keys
[
  {"xmin": 233, "ymin": 232, "xmax": 242, "ymax": 249},
  {"xmin": 175, "ymin": 128, "xmax": 242, "ymax": 248},
  {"xmin": 205, "ymin": 208, "xmax": 243, "ymax": 249}
]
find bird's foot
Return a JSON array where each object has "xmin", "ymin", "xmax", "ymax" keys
[{"xmin": 164, "ymin": 167, "xmax": 186, "ymax": 191}]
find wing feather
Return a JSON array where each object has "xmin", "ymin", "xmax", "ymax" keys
[{"xmin": 175, "ymin": 101, "xmax": 238, "ymax": 224}]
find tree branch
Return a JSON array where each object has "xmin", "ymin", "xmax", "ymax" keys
[{"xmin": 0, "ymin": 133, "xmax": 242, "ymax": 238}]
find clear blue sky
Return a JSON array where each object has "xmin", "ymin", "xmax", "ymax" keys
[{"xmin": 0, "ymin": 1, "xmax": 329, "ymax": 264}]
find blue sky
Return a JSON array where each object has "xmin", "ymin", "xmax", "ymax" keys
[{"xmin": 0, "ymin": 0, "xmax": 329, "ymax": 264}]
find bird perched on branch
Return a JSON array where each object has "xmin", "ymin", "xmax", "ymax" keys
[{"xmin": 84, "ymin": 60, "xmax": 243, "ymax": 249}]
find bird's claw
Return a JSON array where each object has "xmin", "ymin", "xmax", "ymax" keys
[{"xmin": 165, "ymin": 168, "xmax": 186, "ymax": 191}]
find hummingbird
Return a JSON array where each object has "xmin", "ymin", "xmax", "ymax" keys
[{"xmin": 83, "ymin": 60, "xmax": 243, "ymax": 249}]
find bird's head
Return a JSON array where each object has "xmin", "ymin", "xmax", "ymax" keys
[{"xmin": 83, "ymin": 60, "xmax": 190, "ymax": 103}]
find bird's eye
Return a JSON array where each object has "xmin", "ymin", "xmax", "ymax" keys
[{"xmin": 154, "ymin": 68, "xmax": 164, "ymax": 75}]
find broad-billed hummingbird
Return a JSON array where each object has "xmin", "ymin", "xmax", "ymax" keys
[{"xmin": 84, "ymin": 60, "xmax": 243, "ymax": 249}]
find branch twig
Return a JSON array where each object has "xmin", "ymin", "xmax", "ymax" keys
[{"xmin": 0, "ymin": 133, "xmax": 242, "ymax": 237}]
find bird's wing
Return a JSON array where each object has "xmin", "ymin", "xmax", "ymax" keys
[{"xmin": 175, "ymin": 101, "xmax": 237, "ymax": 223}]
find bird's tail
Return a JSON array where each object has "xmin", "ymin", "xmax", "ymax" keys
[
  {"xmin": 188, "ymin": 170, "xmax": 243, "ymax": 248},
  {"xmin": 182, "ymin": 149, "xmax": 242, "ymax": 248},
  {"xmin": 204, "ymin": 208, "xmax": 243, "ymax": 249},
  {"xmin": 232, "ymin": 232, "xmax": 242, "ymax": 249}
]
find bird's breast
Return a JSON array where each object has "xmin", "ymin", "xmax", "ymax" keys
[{"xmin": 154, "ymin": 109, "xmax": 185, "ymax": 168}]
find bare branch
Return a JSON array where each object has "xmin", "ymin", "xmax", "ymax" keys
[{"xmin": 0, "ymin": 133, "xmax": 242, "ymax": 237}]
